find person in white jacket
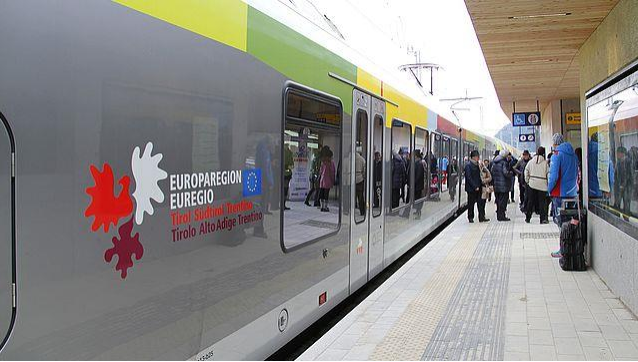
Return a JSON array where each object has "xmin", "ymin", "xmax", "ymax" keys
[{"xmin": 524, "ymin": 146, "xmax": 549, "ymax": 224}]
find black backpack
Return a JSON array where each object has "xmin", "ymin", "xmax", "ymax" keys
[{"xmin": 559, "ymin": 218, "xmax": 587, "ymax": 271}]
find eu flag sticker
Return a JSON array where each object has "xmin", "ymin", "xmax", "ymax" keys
[{"xmin": 243, "ymin": 168, "xmax": 262, "ymax": 197}]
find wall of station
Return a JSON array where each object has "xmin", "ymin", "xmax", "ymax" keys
[
  {"xmin": 578, "ymin": 0, "xmax": 638, "ymax": 314},
  {"xmin": 540, "ymin": 101, "xmax": 561, "ymax": 148},
  {"xmin": 561, "ymin": 99, "xmax": 581, "ymax": 149},
  {"xmin": 540, "ymin": 98, "xmax": 580, "ymax": 150}
]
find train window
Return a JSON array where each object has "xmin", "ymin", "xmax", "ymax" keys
[
  {"xmin": 282, "ymin": 87, "xmax": 341, "ymax": 251},
  {"xmin": 286, "ymin": 89, "xmax": 341, "ymax": 126},
  {"xmin": 429, "ymin": 133, "xmax": 441, "ymax": 197},
  {"xmin": 587, "ymin": 81, "xmax": 638, "ymax": 226},
  {"xmin": 354, "ymin": 110, "xmax": 368, "ymax": 224},
  {"xmin": 0, "ymin": 113, "xmax": 13, "ymax": 349},
  {"xmin": 372, "ymin": 115, "xmax": 383, "ymax": 217},
  {"xmin": 414, "ymin": 128, "xmax": 428, "ymax": 202},
  {"xmin": 391, "ymin": 119, "xmax": 411, "ymax": 209}
]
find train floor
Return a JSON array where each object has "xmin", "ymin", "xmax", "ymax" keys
[{"xmin": 297, "ymin": 195, "xmax": 638, "ymax": 361}]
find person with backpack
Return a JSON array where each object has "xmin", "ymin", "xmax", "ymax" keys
[
  {"xmin": 491, "ymin": 150, "xmax": 514, "ymax": 221},
  {"xmin": 548, "ymin": 133, "xmax": 579, "ymax": 226},
  {"xmin": 547, "ymin": 134, "xmax": 579, "ymax": 258},
  {"xmin": 524, "ymin": 147, "xmax": 549, "ymax": 224}
]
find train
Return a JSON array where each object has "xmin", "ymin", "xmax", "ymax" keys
[{"xmin": 0, "ymin": 1, "xmax": 517, "ymax": 359}]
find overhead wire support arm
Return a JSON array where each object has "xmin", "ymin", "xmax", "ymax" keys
[{"xmin": 398, "ymin": 63, "xmax": 443, "ymax": 95}]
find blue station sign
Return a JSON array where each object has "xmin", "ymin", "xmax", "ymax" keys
[{"xmin": 512, "ymin": 112, "xmax": 541, "ymax": 127}]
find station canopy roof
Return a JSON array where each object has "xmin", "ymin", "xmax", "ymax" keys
[{"xmin": 464, "ymin": 0, "xmax": 620, "ymax": 114}]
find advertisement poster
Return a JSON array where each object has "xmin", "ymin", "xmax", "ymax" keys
[
  {"xmin": 597, "ymin": 128, "xmax": 611, "ymax": 193},
  {"xmin": 289, "ymin": 130, "xmax": 310, "ymax": 200}
]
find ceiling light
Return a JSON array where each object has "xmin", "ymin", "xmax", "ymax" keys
[
  {"xmin": 510, "ymin": 59, "xmax": 555, "ymax": 65},
  {"xmin": 509, "ymin": 12, "xmax": 572, "ymax": 20}
]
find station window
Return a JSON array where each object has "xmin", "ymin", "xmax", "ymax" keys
[
  {"xmin": 282, "ymin": 87, "xmax": 342, "ymax": 251},
  {"xmin": 372, "ymin": 115, "xmax": 384, "ymax": 217},
  {"xmin": 414, "ymin": 127, "xmax": 428, "ymax": 202},
  {"xmin": 391, "ymin": 119, "xmax": 411, "ymax": 209},
  {"xmin": 587, "ymin": 80, "xmax": 638, "ymax": 228}
]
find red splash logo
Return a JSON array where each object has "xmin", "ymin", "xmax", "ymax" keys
[
  {"xmin": 84, "ymin": 142, "xmax": 166, "ymax": 279},
  {"xmin": 105, "ymin": 217, "xmax": 144, "ymax": 279},
  {"xmin": 85, "ymin": 164, "xmax": 134, "ymax": 232}
]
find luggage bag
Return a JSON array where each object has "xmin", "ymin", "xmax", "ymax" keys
[{"xmin": 558, "ymin": 199, "xmax": 587, "ymax": 271}]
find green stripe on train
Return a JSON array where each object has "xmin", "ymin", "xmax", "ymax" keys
[{"xmin": 247, "ymin": 7, "xmax": 356, "ymax": 114}]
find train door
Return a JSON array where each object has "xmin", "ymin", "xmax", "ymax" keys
[
  {"xmin": 350, "ymin": 89, "xmax": 371, "ymax": 292},
  {"xmin": 368, "ymin": 98, "xmax": 385, "ymax": 278},
  {"xmin": 0, "ymin": 112, "xmax": 15, "ymax": 350}
]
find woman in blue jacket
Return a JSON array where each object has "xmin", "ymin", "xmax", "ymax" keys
[{"xmin": 548, "ymin": 133, "xmax": 579, "ymax": 226}]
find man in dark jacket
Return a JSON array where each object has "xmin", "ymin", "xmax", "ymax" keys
[
  {"xmin": 514, "ymin": 150, "xmax": 531, "ymax": 209},
  {"xmin": 491, "ymin": 151, "xmax": 514, "ymax": 221},
  {"xmin": 413, "ymin": 150, "xmax": 426, "ymax": 218},
  {"xmin": 392, "ymin": 150, "xmax": 407, "ymax": 208},
  {"xmin": 508, "ymin": 154, "xmax": 517, "ymax": 203},
  {"xmin": 464, "ymin": 150, "xmax": 487, "ymax": 223}
]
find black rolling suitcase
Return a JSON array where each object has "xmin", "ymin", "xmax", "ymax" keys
[{"xmin": 558, "ymin": 199, "xmax": 587, "ymax": 271}]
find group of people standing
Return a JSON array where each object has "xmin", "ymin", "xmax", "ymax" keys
[
  {"xmin": 391, "ymin": 149, "xmax": 459, "ymax": 210},
  {"xmin": 464, "ymin": 133, "xmax": 580, "ymax": 227},
  {"xmin": 463, "ymin": 150, "xmax": 492, "ymax": 223}
]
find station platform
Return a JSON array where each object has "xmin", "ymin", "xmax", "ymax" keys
[{"xmin": 297, "ymin": 201, "xmax": 638, "ymax": 361}]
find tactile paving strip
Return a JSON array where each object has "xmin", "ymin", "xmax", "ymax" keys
[
  {"xmin": 369, "ymin": 224, "xmax": 488, "ymax": 361},
  {"xmin": 519, "ymin": 232, "xmax": 560, "ymax": 239},
  {"xmin": 421, "ymin": 221, "xmax": 512, "ymax": 361}
]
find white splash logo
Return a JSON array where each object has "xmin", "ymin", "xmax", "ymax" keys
[{"xmin": 131, "ymin": 142, "xmax": 168, "ymax": 225}]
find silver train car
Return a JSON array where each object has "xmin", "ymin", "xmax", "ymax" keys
[{"xmin": 0, "ymin": 1, "xmax": 516, "ymax": 359}]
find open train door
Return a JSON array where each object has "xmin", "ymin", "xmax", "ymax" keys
[{"xmin": 0, "ymin": 112, "xmax": 15, "ymax": 351}]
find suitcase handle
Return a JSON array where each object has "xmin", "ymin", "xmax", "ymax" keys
[{"xmin": 560, "ymin": 197, "xmax": 582, "ymax": 224}]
